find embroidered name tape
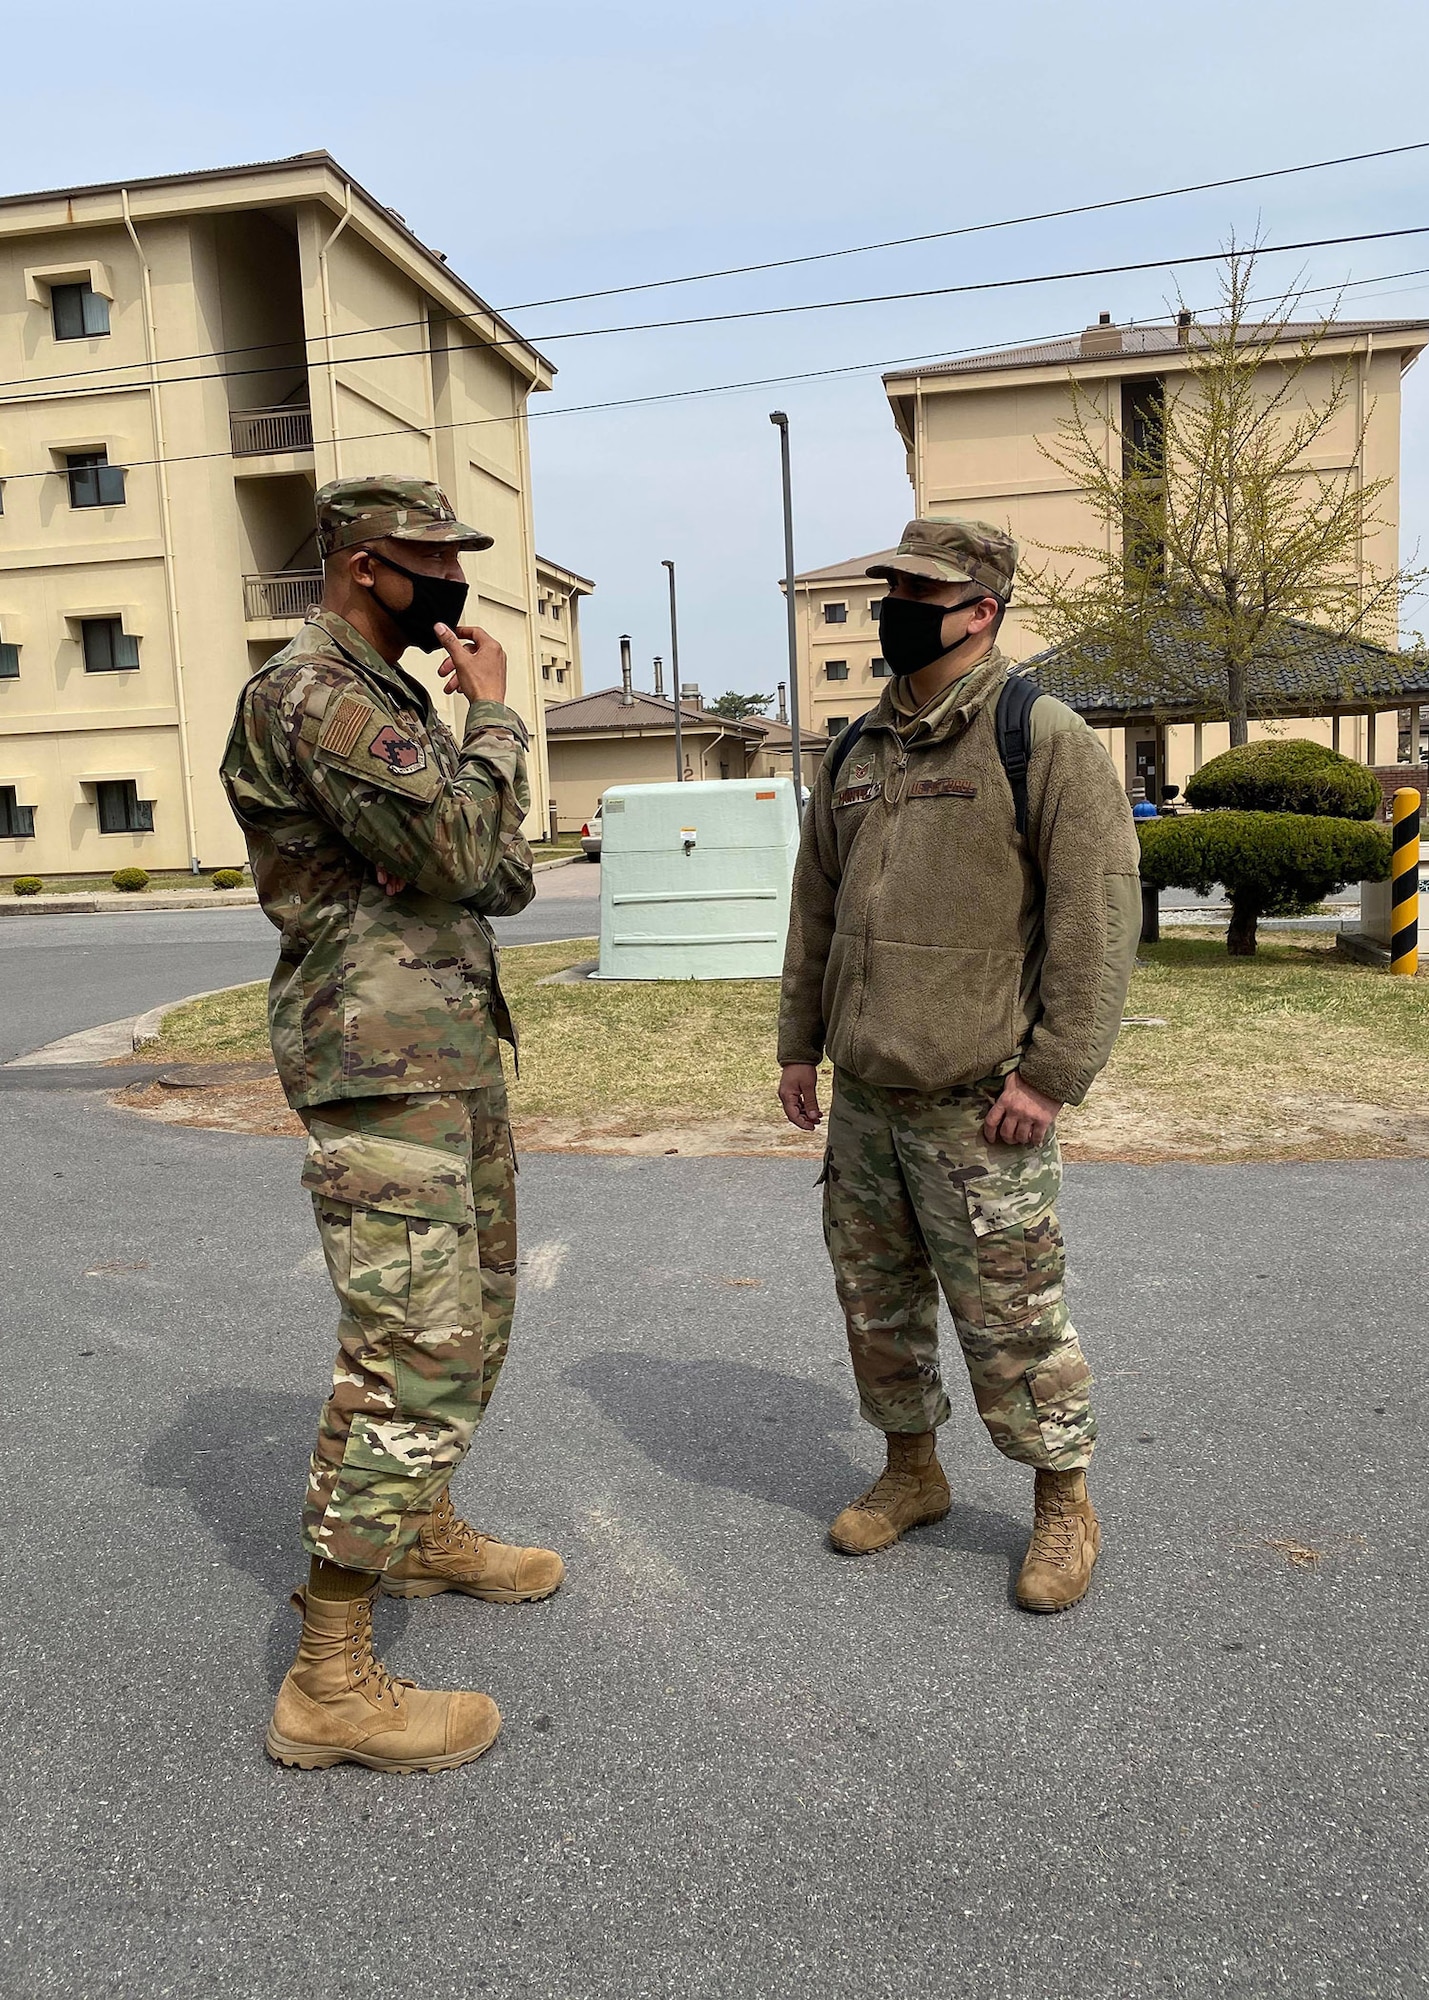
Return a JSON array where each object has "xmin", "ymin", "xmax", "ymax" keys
[
  {"xmin": 908, "ymin": 777, "xmax": 977, "ymax": 800},
  {"xmin": 833, "ymin": 782, "xmax": 880, "ymax": 808}
]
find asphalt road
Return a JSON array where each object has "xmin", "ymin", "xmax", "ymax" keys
[
  {"xmin": 1, "ymin": 889, "xmax": 1424, "ymax": 1999},
  {"xmin": 0, "ymin": 861, "xmax": 600, "ymax": 1063}
]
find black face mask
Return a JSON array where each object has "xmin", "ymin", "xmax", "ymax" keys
[
  {"xmin": 877, "ymin": 593, "xmax": 988, "ymax": 677},
  {"xmin": 366, "ymin": 549, "xmax": 469, "ymax": 652}
]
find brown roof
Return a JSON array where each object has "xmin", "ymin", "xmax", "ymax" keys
[
  {"xmin": 534, "ymin": 554, "xmax": 595, "ymax": 594},
  {"xmin": 791, "ymin": 551, "xmax": 896, "ymax": 586},
  {"xmin": 543, "ymin": 687, "xmax": 765, "ymax": 738},
  {"xmin": 885, "ymin": 317, "xmax": 1429, "ymax": 386}
]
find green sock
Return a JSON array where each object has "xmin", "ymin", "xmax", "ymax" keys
[{"xmin": 307, "ymin": 1555, "xmax": 378, "ymax": 1601}]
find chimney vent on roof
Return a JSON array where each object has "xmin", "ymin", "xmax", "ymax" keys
[
  {"xmin": 1177, "ymin": 307, "xmax": 1193, "ymax": 347},
  {"xmin": 777, "ymin": 681, "xmax": 788, "ymax": 726},
  {"xmin": 1081, "ymin": 313, "xmax": 1123, "ymax": 358},
  {"xmin": 653, "ymin": 654, "xmax": 665, "ymax": 698},
  {"xmin": 619, "ymin": 634, "xmax": 634, "ymax": 706},
  {"xmin": 681, "ymin": 684, "xmax": 700, "ymax": 707}
]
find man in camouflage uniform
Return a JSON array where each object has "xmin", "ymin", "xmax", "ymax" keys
[
  {"xmin": 222, "ymin": 476, "xmax": 563, "ymax": 1773},
  {"xmin": 778, "ymin": 519, "xmax": 1140, "ymax": 1613}
]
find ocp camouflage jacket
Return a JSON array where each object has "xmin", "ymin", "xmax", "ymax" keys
[
  {"xmin": 777, "ymin": 649, "xmax": 1141, "ymax": 1109},
  {"xmin": 220, "ymin": 610, "xmax": 534, "ymax": 1111}
]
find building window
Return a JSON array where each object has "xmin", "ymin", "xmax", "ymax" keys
[
  {"xmin": 826, "ymin": 716, "xmax": 849, "ymax": 737},
  {"xmin": 51, "ymin": 282, "xmax": 110, "ymax": 341},
  {"xmin": 1122, "ymin": 376, "xmax": 1165, "ymax": 475},
  {"xmin": 95, "ymin": 780, "xmax": 153, "ymax": 834},
  {"xmin": 81, "ymin": 618, "xmax": 140, "ymax": 673},
  {"xmin": 550, "ymin": 602, "xmax": 561, "ymax": 623},
  {"xmin": 867, "ymin": 597, "xmax": 883, "ymax": 620},
  {"xmin": 556, "ymin": 668, "xmax": 566, "ymax": 683},
  {"xmin": 0, "ymin": 786, "xmax": 35, "ymax": 838},
  {"xmin": 871, "ymin": 657, "xmax": 892, "ymax": 678},
  {"xmin": 542, "ymin": 663, "xmax": 551, "ymax": 681},
  {"xmin": 825, "ymin": 660, "xmax": 849, "ymax": 681},
  {"xmin": 823, "ymin": 602, "xmax": 848, "ymax": 624},
  {"xmin": 538, "ymin": 599, "xmax": 546, "ymax": 616},
  {"xmin": 66, "ymin": 450, "xmax": 126, "ymax": 509},
  {"xmin": 0, "ymin": 642, "xmax": 19, "ymax": 679}
]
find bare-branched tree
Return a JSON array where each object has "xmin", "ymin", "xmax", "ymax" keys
[{"xmin": 1021, "ymin": 246, "xmax": 1425, "ymax": 745}]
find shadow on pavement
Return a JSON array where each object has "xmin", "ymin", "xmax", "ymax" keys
[
  {"xmin": 567, "ymin": 1350, "xmax": 1023, "ymax": 1561},
  {"xmin": 142, "ymin": 1387, "xmax": 410, "ymax": 1691}
]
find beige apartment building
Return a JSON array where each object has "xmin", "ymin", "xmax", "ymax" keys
[
  {"xmin": 534, "ymin": 554, "xmax": 593, "ymax": 704},
  {"xmin": 0, "ymin": 151, "xmax": 560, "ymax": 877},
  {"xmin": 793, "ymin": 313, "xmax": 1429, "ymax": 791}
]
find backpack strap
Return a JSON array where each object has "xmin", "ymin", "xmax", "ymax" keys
[
  {"xmin": 826, "ymin": 713, "xmax": 870, "ymax": 790},
  {"xmin": 995, "ymin": 672, "xmax": 1042, "ymax": 838}
]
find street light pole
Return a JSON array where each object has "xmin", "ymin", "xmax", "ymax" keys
[
  {"xmin": 769, "ymin": 411, "xmax": 804, "ymax": 819},
  {"xmin": 662, "ymin": 558, "xmax": 685, "ymax": 783}
]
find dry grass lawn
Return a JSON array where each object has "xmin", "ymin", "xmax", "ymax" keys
[{"xmin": 115, "ymin": 929, "xmax": 1429, "ymax": 1162}]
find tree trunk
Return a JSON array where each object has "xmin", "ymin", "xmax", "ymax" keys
[
  {"xmin": 1226, "ymin": 656, "xmax": 1250, "ymax": 747},
  {"xmin": 1227, "ymin": 900, "xmax": 1259, "ymax": 956}
]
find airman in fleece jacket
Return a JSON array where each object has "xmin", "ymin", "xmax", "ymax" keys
[
  {"xmin": 777, "ymin": 648, "xmax": 1141, "ymax": 1106},
  {"xmin": 777, "ymin": 512, "xmax": 1140, "ymax": 1618}
]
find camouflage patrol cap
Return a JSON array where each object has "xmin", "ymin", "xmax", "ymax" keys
[
  {"xmin": 867, "ymin": 518, "xmax": 1018, "ymax": 601},
  {"xmin": 314, "ymin": 476, "xmax": 494, "ymax": 559}
]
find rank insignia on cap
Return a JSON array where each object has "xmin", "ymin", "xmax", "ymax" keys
[{"xmin": 368, "ymin": 725, "xmax": 429, "ymax": 775}]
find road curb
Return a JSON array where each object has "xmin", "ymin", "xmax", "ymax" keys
[{"xmin": 4, "ymin": 853, "xmax": 577, "ymax": 915}]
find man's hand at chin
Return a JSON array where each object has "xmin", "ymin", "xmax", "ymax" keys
[{"xmin": 982, "ymin": 1071, "xmax": 1061, "ymax": 1148}]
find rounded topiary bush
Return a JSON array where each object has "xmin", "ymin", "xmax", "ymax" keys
[
  {"xmin": 210, "ymin": 868, "xmax": 245, "ymax": 890},
  {"xmin": 1185, "ymin": 739, "xmax": 1380, "ymax": 820},
  {"xmin": 1139, "ymin": 812, "xmax": 1390, "ymax": 955},
  {"xmin": 111, "ymin": 867, "xmax": 150, "ymax": 893},
  {"xmin": 12, "ymin": 876, "xmax": 42, "ymax": 896}
]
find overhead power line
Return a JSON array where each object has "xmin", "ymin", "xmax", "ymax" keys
[
  {"xmin": 3, "ymin": 136, "xmax": 1425, "ymax": 401},
  {"xmin": 504, "ymin": 138, "xmax": 1429, "ymax": 310},
  {"xmin": 3, "ymin": 222, "xmax": 1427, "ymax": 417},
  {"xmin": 1, "ymin": 261, "xmax": 1426, "ymax": 490}
]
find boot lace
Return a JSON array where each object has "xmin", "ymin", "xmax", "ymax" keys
[
  {"xmin": 348, "ymin": 1596, "xmax": 413, "ymax": 1712},
  {"xmin": 850, "ymin": 1466, "xmax": 919, "ymax": 1516},
  {"xmin": 425, "ymin": 1488, "xmax": 492, "ymax": 1563},
  {"xmin": 1026, "ymin": 1496, "xmax": 1079, "ymax": 1570}
]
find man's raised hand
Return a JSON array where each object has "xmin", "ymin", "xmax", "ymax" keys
[{"xmin": 436, "ymin": 623, "xmax": 507, "ymax": 706}]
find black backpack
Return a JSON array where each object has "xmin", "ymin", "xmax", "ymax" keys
[{"xmin": 826, "ymin": 672, "xmax": 1043, "ymax": 836}]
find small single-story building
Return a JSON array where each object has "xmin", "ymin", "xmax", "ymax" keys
[
  {"xmin": 1025, "ymin": 615, "xmax": 1429, "ymax": 800},
  {"xmin": 544, "ymin": 685, "xmax": 766, "ymax": 833}
]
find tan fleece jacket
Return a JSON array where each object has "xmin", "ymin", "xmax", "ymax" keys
[{"xmin": 777, "ymin": 649, "xmax": 1141, "ymax": 1107}]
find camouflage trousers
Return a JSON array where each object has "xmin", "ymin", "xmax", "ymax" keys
[
  {"xmin": 298, "ymin": 1081, "xmax": 517, "ymax": 1572},
  {"xmin": 822, "ymin": 1071, "xmax": 1095, "ymax": 1471}
]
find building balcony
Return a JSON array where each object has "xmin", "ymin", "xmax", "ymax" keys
[
  {"xmin": 230, "ymin": 406, "xmax": 314, "ymax": 457},
  {"xmin": 243, "ymin": 571, "xmax": 322, "ymax": 622}
]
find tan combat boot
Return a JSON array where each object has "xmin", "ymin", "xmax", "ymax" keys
[
  {"xmin": 266, "ymin": 1586, "xmax": 501, "ymax": 1773},
  {"xmin": 1016, "ymin": 1468, "xmax": 1100, "ymax": 1613},
  {"xmin": 381, "ymin": 1488, "xmax": 565, "ymax": 1603},
  {"xmin": 829, "ymin": 1430, "xmax": 951, "ymax": 1555}
]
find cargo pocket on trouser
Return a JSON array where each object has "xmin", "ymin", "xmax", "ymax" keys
[
  {"xmin": 299, "ymin": 1119, "xmax": 480, "ymax": 1572},
  {"xmin": 955, "ymin": 1162, "xmax": 1096, "ymax": 1471}
]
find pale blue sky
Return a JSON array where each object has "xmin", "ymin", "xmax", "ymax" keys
[{"xmin": 5, "ymin": 0, "xmax": 1429, "ymax": 696}]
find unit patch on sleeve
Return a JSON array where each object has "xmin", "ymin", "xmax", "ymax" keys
[{"xmin": 368, "ymin": 725, "xmax": 429, "ymax": 775}]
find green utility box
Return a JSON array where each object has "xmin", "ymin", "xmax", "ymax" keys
[{"xmin": 597, "ymin": 778, "xmax": 801, "ymax": 980}]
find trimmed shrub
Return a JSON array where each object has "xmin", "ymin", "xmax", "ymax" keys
[
  {"xmin": 111, "ymin": 867, "xmax": 150, "ymax": 893},
  {"xmin": 1184, "ymin": 739, "xmax": 1380, "ymax": 820},
  {"xmin": 12, "ymin": 876, "xmax": 42, "ymax": 896},
  {"xmin": 210, "ymin": 868, "xmax": 246, "ymax": 890},
  {"xmin": 1140, "ymin": 812, "xmax": 1389, "ymax": 955}
]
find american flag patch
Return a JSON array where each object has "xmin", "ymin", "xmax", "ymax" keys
[{"xmin": 318, "ymin": 694, "xmax": 375, "ymax": 759}]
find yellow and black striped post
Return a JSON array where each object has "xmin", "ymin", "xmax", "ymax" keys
[{"xmin": 1390, "ymin": 787, "xmax": 1421, "ymax": 976}]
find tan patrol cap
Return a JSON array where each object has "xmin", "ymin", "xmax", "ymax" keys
[
  {"xmin": 867, "ymin": 517, "xmax": 1018, "ymax": 601},
  {"xmin": 315, "ymin": 475, "xmax": 494, "ymax": 559}
]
